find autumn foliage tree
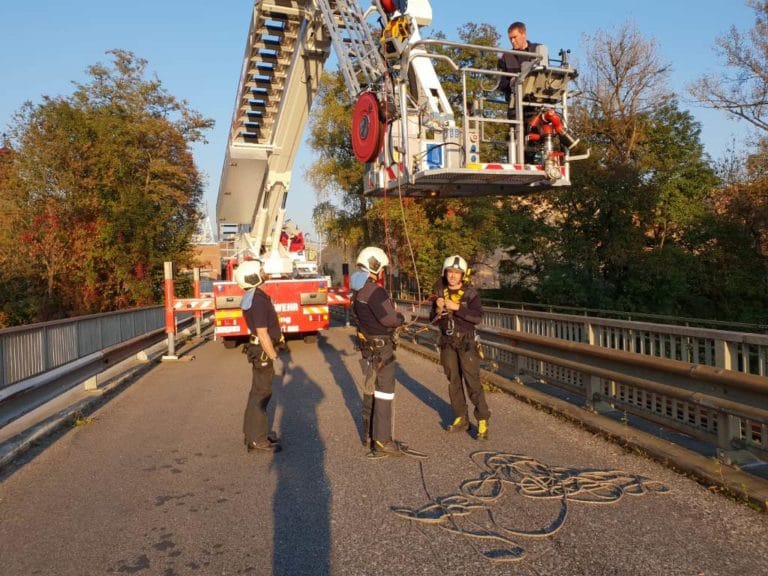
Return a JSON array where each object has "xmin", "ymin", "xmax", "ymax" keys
[{"xmin": 0, "ymin": 50, "xmax": 213, "ymax": 326}]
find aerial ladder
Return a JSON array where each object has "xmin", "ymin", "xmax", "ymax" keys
[{"xmin": 213, "ymin": 0, "xmax": 581, "ymax": 345}]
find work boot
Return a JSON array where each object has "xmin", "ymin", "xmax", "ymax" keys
[
  {"xmin": 246, "ymin": 439, "xmax": 282, "ymax": 453},
  {"xmin": 244, "ymin": 431, "xmax": 280, "ymax": 445},
  {"xmin": 446, "ymin": 416, "xmax": 469, "ymax": 433},
  {"xmin": 374, "ymin": 440, "xmax": 404, "ymax": 457},
  {"xmin": 476, "ymin": 419, "xmax": 488, "ymax": 440}
]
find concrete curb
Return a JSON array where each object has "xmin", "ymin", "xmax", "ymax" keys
[{"xmin": 397, "ymin": 338, "xmax": 768, "ymax": 512}]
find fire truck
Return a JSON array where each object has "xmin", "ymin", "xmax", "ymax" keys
[
  {"xmin": 213, "ymin": 0, "xmax": 581, "ymax": 346},
  {"xmin": 213, "ymin": 229, "xmax": 331, "ymax": 346}
]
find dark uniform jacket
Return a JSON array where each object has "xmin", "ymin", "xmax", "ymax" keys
[
  {"xmin": 430, "ymin": 278, "xmax": 483, "ymax": 335},
  {"xmin": 243, "ymin": 288, "xmax": 281, "ymax": 343},
  {"xmin": 353, "ymin": 279, "xmax": 404, "ymax": 336},
  {"xmin": 497, "ymin": 42, "xmax": 540, "ymax": 102}
]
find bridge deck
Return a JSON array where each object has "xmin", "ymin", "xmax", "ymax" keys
[{"xmin": 1, "ymin": 326, "xmax": 767, "ymax": 575}]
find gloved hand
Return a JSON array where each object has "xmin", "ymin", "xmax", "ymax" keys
[{"xmin": 272, "ymin": 356, "xmax": 285, "ymax": 376}]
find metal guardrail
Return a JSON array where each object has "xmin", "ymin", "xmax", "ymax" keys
[
  {"xmin": 393, "ymin": 299, "xmax": 768, "ymax": 454},
  {"xmin": 0, "ymin": 307, "xmax": 165, "ymax": 399},
  {"xmin": 480, "ymin": 307, "xmax": 768, "ymax": 376},
  {"xmin": 479, "ymin": 298, "xmax": 768, "ymax": 334}
]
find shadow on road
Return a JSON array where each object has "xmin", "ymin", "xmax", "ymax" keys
[
  {"xmin": 271, "ymin": 349, "xmax": 331, "ymax": 576},
  {"xmin": 395, "ymin": 362, "xmax": 453, "ymax": 429},
  {"xmin": 317, "ymin": 332, "xmax": 366, "ymax": 442}
]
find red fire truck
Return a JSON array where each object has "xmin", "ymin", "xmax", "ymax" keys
[
  {"xmin": 212, "ymin": 276, "xmax": 330, "ymax": 347},
  {"xmin": 213, "ymin": 223, "xmax": 333, "ymax": 347}
]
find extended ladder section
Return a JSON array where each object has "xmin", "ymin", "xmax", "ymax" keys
[
  {"xmin": 217, "ymin": 0, "xmax": 331, "ymax": 274},
  {"xmin": 313, "ymin": 0, "xmax": 386, "ymax": 97}
]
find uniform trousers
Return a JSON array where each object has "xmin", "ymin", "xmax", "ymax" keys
[
  {"xmin": 361, "ymin": 341, "xmax": 396, "ymax": 444},
  {"xmin": 440, "ymin": 334, "xmax": 490, "ymax": 422},
  {"xmin": 243, "ymin": 359, "xmax": 275, "ymax": 444}
]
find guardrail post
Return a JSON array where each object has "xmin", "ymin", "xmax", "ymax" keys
[
  {"xmin": 585, "ymin": 374, "xmax": 605, "ymax": 412},
  {"xmin": 714, "ymin": 338, "xmax": 735, "ymax": 371},
  {"xmin": 193, "ymin": 268, "xmax": 202, "ymax": 338},
  {"xmin": 163, "ymin": 262, "xmax": 177, "ymax": 360},
  {"xmin": 717, "ymin": 412, "xmax": 740, "ymax": 450}
]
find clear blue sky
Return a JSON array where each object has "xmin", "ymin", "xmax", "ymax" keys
[{"xmin": 0, "ymin": 1, "xmax": 756, "ymax": 240}]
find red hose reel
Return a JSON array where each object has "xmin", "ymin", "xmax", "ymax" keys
[{"xmin": 351, "ymin": 91, "xmax": 386, "ymax": 163}]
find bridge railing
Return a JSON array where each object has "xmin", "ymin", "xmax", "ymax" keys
[
  {"xmin": 393, "ymin": 298, "xmax": 768, "ymax": 455},
  {"xmin": 480, "ymin": 307, "xmax": 768, "ymax": 376},
  {"xmin": 0, "ymin": 307, "xmax": 165, "ymax": 398}
]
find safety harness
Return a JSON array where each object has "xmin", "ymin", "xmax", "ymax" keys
[
  {"xmin": 439, "ymin": 284, "xmax": 483, "ymax": 357},
  {"xmin": 441, "ymin": 286, "xmax": 464, "ymax": 336},
  {"xmin": 354, "ymin": 281, "xmax": 398, "ymax": 393}
]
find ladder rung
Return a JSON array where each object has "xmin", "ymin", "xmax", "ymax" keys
[{"xmin": 264, "ymin": 20, "xmax": 287, "ymax": 31}]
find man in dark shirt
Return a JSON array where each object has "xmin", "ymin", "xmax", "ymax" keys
[
  {"xmin": 352, "ymin": 246, "xmax": 405, "ymax": 456},
  {"xmin": 497, "ymin": 21, "xmax": 540, "ymax": 112},
  {"xmin": 431, "ymin": 255, "xmax": 490, "ymax": 440},
  {"xmin": 237, "ymin": 259, "xmax": 285, "ymax": 454}
]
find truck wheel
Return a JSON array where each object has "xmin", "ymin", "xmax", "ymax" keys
[
  {"xmin": 223, "ymin": 339, "xmax": 238, "ymax": 349},
  {"xmin": 303, "ymin": 334, "xmax": 318, "ymax": 344}
]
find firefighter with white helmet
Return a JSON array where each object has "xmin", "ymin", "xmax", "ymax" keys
[
  {"xmin": 431, "ymin": 255, "xmax": 490, "ymax": 439},
  {"xmin": 353, "ymin": 246, "xmax": 406, "ymax": 457},
  {"xmin": 237, "ymin": 259, "xmax": 284, "ymax": 454}
]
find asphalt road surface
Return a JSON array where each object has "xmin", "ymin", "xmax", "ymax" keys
[{"xmin": 1, "ymin": 326, "xmax": 767, "ymax": 576}]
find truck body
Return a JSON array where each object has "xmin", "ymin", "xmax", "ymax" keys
[{"xmin": 213, "ymin": 277, "xmax": 329, "ymax": 347}]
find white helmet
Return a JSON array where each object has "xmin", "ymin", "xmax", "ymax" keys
[
  {"xmin": 234, "ymin": 259, "xmax": 264, "ymax": 289},
  {"xmin": 356, "ymin": 246, "xmax": 389, "ymax": 275},
  {"xmin": 442, "ymin": 255, "xmax": 468, "ymax": 275}
]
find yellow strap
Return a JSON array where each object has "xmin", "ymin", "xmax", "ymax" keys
[{"xmin": 443, "ymin": 287, "xmax": 464, "ymax": 304}]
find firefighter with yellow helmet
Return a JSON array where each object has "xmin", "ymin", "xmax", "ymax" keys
[{"xmin": 431, "ymin": 255, "xmax": 490, "ymax": 439}]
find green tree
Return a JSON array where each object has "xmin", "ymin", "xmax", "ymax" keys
[
  {"xmin": 511, "ymin": 24, "xmax": 736, "ymax": 319},
  {"xmin": 0, "ymin": 50, "xmax": 212, "ymax": 324}
]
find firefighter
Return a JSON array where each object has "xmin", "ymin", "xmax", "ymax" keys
[
  {"xmin": 236, "ymin": 260, "xmax": 285, "ymax": 454},
  {"xmin": 431, "ymin": 255, "xmax": 490, "ymax": 440},
  {"xmin": 353, "ymin": 246, "xmax": 406, "ymax": 456}
]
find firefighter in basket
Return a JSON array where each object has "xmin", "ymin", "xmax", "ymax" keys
[
  {"xmin": 431, "ymin": 255, "xmax": 490, "ymax": 440},
  {"xmin": 236, "ymin": 260, "xmax": 285, "ymax": 454},
  {"xmin": 352, "ymin": 246, "xmax": 406, "ymax": 457}
]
